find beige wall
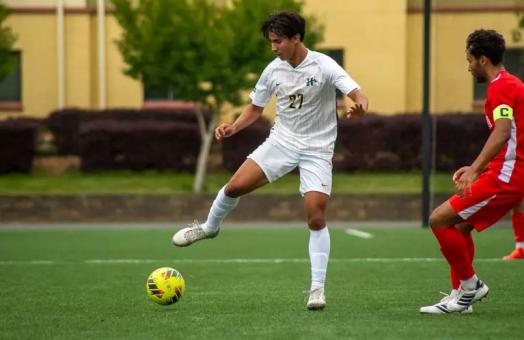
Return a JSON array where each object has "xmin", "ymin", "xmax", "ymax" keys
[
  {"xmin": 105, "ymin": 16, "xmax": 142, "ymax": 108},
  {"xmin": 1, "ymin": 2, "xmax": 523, "ymax": 118},
  {"xmin": 65, "ymin": 14, "xmax": 92, "ymax": 108},
  {"xmin": 305, "ymin": 0, "xmax": 408, "ymax": 114},
  {"xmin": 1, "ymin": 9, "xmax": 142, "ymax": 118},
  {"xmin": 407, "ymin": 11, "xmax": 524, "ymax": 113},
  {"xmin": 2, "ymin": 14, "xmax": 58, "ymax": 117},
  {"xmin": 88, "ymin": 14, "xmax": 143, "ymax": 109}
]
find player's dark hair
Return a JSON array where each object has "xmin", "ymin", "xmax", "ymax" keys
[
  {"xmin": 261, "ymin": 11, "xmax": 306, "ymax": 42},
  {"xmin": 466, "ymin": 29, "xmax": 505, "ymax": 65}
]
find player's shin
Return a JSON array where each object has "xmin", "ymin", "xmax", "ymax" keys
[
  {"xmin": 203, "ymin": 186, "xmax": 239, "ymax": 233},
  {"xmin": 450, "ymin": 268, "xmax": 461, "ymax": 291},
  {"xmin": 432, "ymin": 226, "xmax": 476, "ymax": 282},
  {"xmin": 309, "ymin": 226, "xmax": 330, "ymax": 290},
  {"xmin": 450, "ymin": 231, "xmax": 475, "ymax": 291}
]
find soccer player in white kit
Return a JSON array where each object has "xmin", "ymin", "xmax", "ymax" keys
[{"xmin": 173, "ymin": 10, "xmax": 368, "ymax": 310}]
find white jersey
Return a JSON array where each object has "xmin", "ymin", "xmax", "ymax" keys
[{"xmin": 250, "ymin": 49, "xmax": 360, "ymax": 155}]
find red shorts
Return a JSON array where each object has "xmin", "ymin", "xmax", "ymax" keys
[{"xmin": 449, "ymin": 172, "xmax": 524, "ymax": 232}]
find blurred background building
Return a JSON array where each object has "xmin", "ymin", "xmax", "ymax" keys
[{"xmin": 1, "ymin": 0, "xmax": 524, "ymax": 119}]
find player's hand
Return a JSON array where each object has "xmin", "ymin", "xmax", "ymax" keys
[
  {"xmin": 452, "ymin": 166, "xmax": 468, "ymax": 184},
  {"xmin": 215, "ymin": 123, "xmax": 236, "ymax": 141},
  {"xmin": 453, "ymin": 166, "xmax": 478, "ymax": 198},
  {"xmin": 346, "ymin": 103, "xmax": 366, "ymax": 119}
]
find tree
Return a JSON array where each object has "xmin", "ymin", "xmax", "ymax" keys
[
  {"xmin": 0, "ymin": 1, "xmax": 17, "ymax": 81},
  {"xmin": 111, "ymin": 0, "xmax": 323, "ymax": 192}
]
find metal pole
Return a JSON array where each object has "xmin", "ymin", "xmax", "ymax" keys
[
  {"xmin": 422, "ymin": 0, "xmax": 432, "ymax": 227},
  {"xmin": 97, "ymin": 0, "xmax": 106, "ymax": 109},
  {"xmin": 56, "ymin": 0, "xmax": 65, "ymax": 109}
]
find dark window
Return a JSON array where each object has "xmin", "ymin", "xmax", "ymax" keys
[
  {"xmin": 474, "ymin": 48, "xmax": 524, "ymax": 101},
  {"xmin": 0, "ymin": 51, "xmax": 21, "ymax": 102},
  {"xmin": 321, "ymin": 48, "xmax": 345, "ymax": 98}
]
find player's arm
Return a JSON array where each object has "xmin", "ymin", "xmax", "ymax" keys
[
  {"xmin": 347, "ymin": 88, "xmax": 369, "ymax": 119},
  {"xmin": 323, "ymin": 55, "xmax": 368, "ymax": 119},
  {"xmin": 215, "ymin": 104, "xmax": 264, "ymax": 141},
  {"xmin": 454, "ymin": 104, "xmax": 513, "ymax": 196}
]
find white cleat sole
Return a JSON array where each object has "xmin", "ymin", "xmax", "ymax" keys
[{"xmin": 419, "ymin": 305, "xmax": 473, "ymax": 314}]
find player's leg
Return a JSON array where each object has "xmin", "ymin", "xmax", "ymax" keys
[
  {"xmin": 430, "ymin": 203, "xmax": 491, "ymax": 313},
  {"xmin": 421, "ymin": 221, "xmax": 476, "ymax": 314},
  {"xmin": 503, "ymin": 199, "xmax": 524, "ymax": 260},
  {"xmin": 449, "ymin": 222, "xmax": 475, "ymax": 290},
  {"xmin": 430, "ymin": 202, "xmax": 476, "ymax": 286},
  {"xmin": 436, "ymin": 222, "xmax": 475, "ymax": 313},
  {"xmin": 203, "ymin": 159, "xmax": 268, "ymax": 233},
  {"xmin": 172, "ymin": 159, "xmax": 267, "ymax": 246},
  {"xmin": 420, "ymin": 204, "xmax": 480, "ymax": 314},
  {"xmin": 172, "ymin": 139, "xmax": 298, "ymax": 247},
  {"xmin": 429, "ymin": 208, "xmax": 477, "ymax": 294},
  {"xmin": 299, "ymin": 154, "xmax": 332, "ymax": 310},
  {"xmin": 304, "ymin": 191, "xmax": 330, "ymax": 310},
  {"xmin": 420, "ymin": 175, "xmax": 519, "ymax": 313}
]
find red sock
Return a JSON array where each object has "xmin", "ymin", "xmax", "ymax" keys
[
  {"xmin": 432, "ymin": 226, "xmax": 475, "ymax": 281},
  {"xmin": 450, "ymin": 268, "xmax": 460, "ymax": 290},
  {"xmin": 449, "ymin": 231, "xmax": 474, "ymax": 289},
  {"xmin": 512, "ymin": 211, "xmax": 524, "ymax": 243},
  {"xmin": 464, "ymin": 232, "xmax": 475, "ymax": 261}
]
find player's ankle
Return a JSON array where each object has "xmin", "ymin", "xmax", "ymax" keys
[
  {"xmin": 202, "ymin": 223, "xmax": 219, "ymax": 233},
  {"xmin": 460, "ymin": 274, "xmax": 479, "ymax": 291}
]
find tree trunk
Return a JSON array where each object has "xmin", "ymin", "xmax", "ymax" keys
[{"xmin": 193, "ymin": 106, "xmax": 219, "ymax": 193}]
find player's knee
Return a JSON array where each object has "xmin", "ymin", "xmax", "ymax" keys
[
  {"xmin": 455, "ymin": 222, "xmax": 473, "ymax": 235},
  {"xmin": 429, "ymin": 210, "xmax": 443, "ymax": 228},
  {"xmin": 514, "ymin": 199, "xmax": 524, "ymax": 213},
  {"xmin": 224, "ymin": 182, "xmax": 247, "ymax": 198},
  {"xmin": 307, "ymin": 215, "xmax": 325, "ymax": 230}
]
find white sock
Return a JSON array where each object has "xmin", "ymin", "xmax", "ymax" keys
[
  {"xmin": 450, "ymin": 289, "xmax": 459, "ymax": 297},
  {"xmin": 460, "ymin": 274, "xmax": 479, "ymax": 291},
  {"xmin": 309, "ymin": 226, "xmax": 330, "ymax": 291},
  {"xmin": 202, "ymin": 186, "xmax": 239, "ymax": 233},
  {"xmin": 516, "ymin": 242, "xmax": 524, "ymax": 249}
]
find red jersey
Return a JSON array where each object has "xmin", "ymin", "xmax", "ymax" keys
[{"xmin": 484, "ymin": 70, "xmax": 524, "ymax": 186}]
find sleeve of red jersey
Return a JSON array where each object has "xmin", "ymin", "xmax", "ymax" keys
[{"xmin": 488, "ymin": 81, "xmax": 515, "ymax": 122}]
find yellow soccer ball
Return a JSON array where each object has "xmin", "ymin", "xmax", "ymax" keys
[{"xmin": 146, "ymin": 267, "xmax": 186, "ymax": 305}]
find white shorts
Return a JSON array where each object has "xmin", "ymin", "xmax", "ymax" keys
[{"xmin": 247, "ymin": 139, "xmax": 333, "ymax": 196}]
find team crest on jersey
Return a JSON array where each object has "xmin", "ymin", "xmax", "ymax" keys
[{"xmin": 306, "ymin": 77, "xmax": 318, "ymax": 87}]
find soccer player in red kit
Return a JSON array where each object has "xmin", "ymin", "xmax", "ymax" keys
[{"xmin": 420, "ymin": 29, "xmax": 524, "ymax": 314}]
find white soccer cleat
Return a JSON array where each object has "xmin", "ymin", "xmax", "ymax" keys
[
  {"xmin": 446, "ymin": 280, "xmax": 489, "ymax": 313},
  {"xmin": 172, "ymin": 220, "xmax": 219, "ymax": 247},
  {"xmin": 419, "ymin": 292, "xmax": 473, "ymax": 314},
  {"xmin": 306, "ymin": 287, "xmax": 326, "ymax": 310}
]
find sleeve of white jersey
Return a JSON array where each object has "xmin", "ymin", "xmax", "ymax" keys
[
  {"xmin": 249, "ymin": 65, "xmax": 273, "ymax": 108},
  {"xmin": 322, "ymin": 56, "xmax": 360, "ymax": 96}
]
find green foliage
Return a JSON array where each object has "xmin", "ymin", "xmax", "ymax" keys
[
  {"xmin": 111, "ymin": 0, "xmax": 323, "ymax": 107},
  {"xmin": 0, "ymin": 2, "xmax": 17, "ymax": 81}
]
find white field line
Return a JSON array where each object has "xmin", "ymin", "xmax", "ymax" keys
[
  {"xmin": 0, "ymin": 260, "xmax": 56, "ymax": 265},
  {"xmin": 0, "ymin": 258, "xmax": 506, "ymax": 265},
  {"xmin": 344, "ymin": 228, "xmax": 374, "ymax": 239}
]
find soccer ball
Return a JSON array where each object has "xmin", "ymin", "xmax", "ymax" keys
[{"xmin": 146, "ymin": 267, "xmax": 186, "ymax": 305}]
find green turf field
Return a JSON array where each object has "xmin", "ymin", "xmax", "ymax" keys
[{"xmin": 0, "ymin": 226, "xmax": 522, "ymax": 339}]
